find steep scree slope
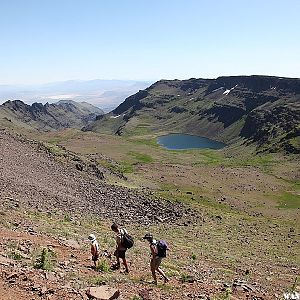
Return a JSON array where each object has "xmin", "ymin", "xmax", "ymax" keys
[{"xmin": 0, "ymin": 130, "xmax": 195, "ymax": 224}]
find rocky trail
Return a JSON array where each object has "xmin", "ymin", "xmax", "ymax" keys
[{"xmin": 0, "ymin": 225, "xmax": 271, "ymax": 300}]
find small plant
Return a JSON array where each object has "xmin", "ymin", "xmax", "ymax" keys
[
  {"xmin": 213, "ymin": 288, "xmax": 232, "ymax": 300},
  {"xmin": 89, "ymin": 275, "xmax": 106, "ymax": 286},
  {"xmin": 8, "ymin": 250, "xmax": 23, "ymax": 261},
  {"xmin": 180, "ymin": 273, "xmax": 194, "ymax": 283},
  {"xmin": 191, "ymin": 253, "xmax": 197, "ymax": 261},
  {"xmin": 63, "ymin": 215, "xmax": 72, "ymax": 222},
  {"xmin": 96, "ymin": 259, "xmax": 110, "ymax": 273},
  {"xmin": 35, "ymin": 247, "xmax": 56, "ymax": 271},
  {"xmin": 131, "ymin": 296, "xmax": 142, "ymax": 300}
]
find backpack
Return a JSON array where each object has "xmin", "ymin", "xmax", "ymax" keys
[
  {"xmin": 156, "ymin": 240, "xmax": 168, "ymax": 258},
  {"xmin": 121, "ymin": 230, "xmax": 134, "ymax": 249}
]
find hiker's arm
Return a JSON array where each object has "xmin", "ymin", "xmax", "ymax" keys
[
  {"xmin": 116, "ymin": 234, "xmax": 122, "ymax": 249},
  {"xmin": 150, "ymin": 244, "xmax": 156, "ymax": 259},
  {"xmin": 91, "ymin": 245, "xmax": 96, "ymax": 256}
]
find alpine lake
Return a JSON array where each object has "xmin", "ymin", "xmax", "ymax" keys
[{"xmin": 157, "ymin": 133, "xmax": 226, "ymax": 150}]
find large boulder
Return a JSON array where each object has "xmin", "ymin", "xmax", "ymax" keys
[{"xmin": 86, "ymin": 286, "xmax": 120, "ymax": 300}]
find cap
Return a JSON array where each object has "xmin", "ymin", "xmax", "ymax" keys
[{"xmin": 143, "ymin": 233, "xmax": 153, "ymax": 240}]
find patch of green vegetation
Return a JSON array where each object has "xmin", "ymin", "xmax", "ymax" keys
[
  {"xmin": 8, "ymin": 250, "xmax": 24, "ymax": 261},
  {"xmin": 98, "ymin": 159, "xmax": 134, "ymax": 174},
  {"xmin": 289, "ymin": 136, "xmax": 300, "ymax": 149},
  {"xmin": 130, "ymin": 136, "xmax": 160, "ymax": 147},
  {"xmin": 88, "ymin": 275, "xmax": 106, "ymax": 286},
  {"xmin": 128, "ymin": 151, "xmax": 153, "ymax": 163},
  {"xmin": 179, "ymin": 273, "xmax": 193, "ymax": 283},
  {"xmin": 198, "ymin": 149, "xmax": 225, "ymax": 165},
  {"xmin": 213, "ymin": 288, "xmax": 232, "ymax": 300},
  {"xmin": 35, "ymin": 247, "xmax": 56, "ymax": 271},
  {"xmin": 191, "ymin": 253, "xmax": 197, "ymax": 261},
  {"xmin": 119, "ymin": 161, "xmax": 134, "ymax": 173},
  {"xmin": 236, "ymin": 153, "xmax": 275, "ymax": 168},
  {"xmin": 44, "ymin": 143, "xmax": 65, "ymax": 156},
  {"xmin": 126, "ymin": 125, "xmax": 152, "ymax": 136},
  {"xmin": 277, "ymin": 192, "xmax": 300, "ymax": 209},
  {"xmin": 96, "ymin": 259, "xmax": 111, "ymax": 273}
]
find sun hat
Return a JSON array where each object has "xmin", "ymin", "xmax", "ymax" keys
[{"xmin": 88, "ymin": 234, "xmax": 96, "ymax": 242}]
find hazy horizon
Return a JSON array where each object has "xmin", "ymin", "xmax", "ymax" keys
[{"xmin": 0, "ymin": 0, "xmax": 299, "ymax": 85}]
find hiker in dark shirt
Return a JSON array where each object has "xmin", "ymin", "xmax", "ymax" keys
[
  {"xmin": 111, "ymin": 223, "xmax": 129, "ymax": 273},
  {"xmin": 143, "ymin": 233, "xmax": 169, "ymax": 285}
]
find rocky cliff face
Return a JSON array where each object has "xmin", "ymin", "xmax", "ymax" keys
[
  {"xmin": 85, "ymin": 75, "xmax": 300, "ymax": 153},
  {"xmin": 0, "ymin": 100, "xmax": 104, "ymax": 131}
]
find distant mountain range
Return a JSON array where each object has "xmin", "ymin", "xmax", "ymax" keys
[
  {"xmin": 0, "ymin": 79, "xmax": 152, "ymax": 112},
  {"xmin": 84, "ymin": 75, "xmax": 300, "ymax": 153},
  {"xmin": 0, "ymin": 100, "xmax": 104, "ymax": 131}
]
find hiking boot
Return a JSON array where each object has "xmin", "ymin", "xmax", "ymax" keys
[{"xmin": 110, "ymin": 263, "xmax": 120, "ymax": 270}]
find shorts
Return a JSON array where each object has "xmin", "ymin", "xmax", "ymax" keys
[
  {"xmin": 152, "ymin": 257, "xmax": 163, "ymax": 269},
  {"xmin": 114, "ymin": 249, "xmax": 126, "ymax": 259},
  {"xmin": 92, "ymin": 253, "xmax": 99, "ymax": 262}
]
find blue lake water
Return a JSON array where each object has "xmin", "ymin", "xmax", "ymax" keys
[{"xmin": 157, "ymin": 134, "xmax": 226, "ymax": 150}]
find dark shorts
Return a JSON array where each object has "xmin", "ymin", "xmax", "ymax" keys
[
  {"xmin": 114, "ymin": 249, "xmax": 126, "ymax": 259},
  {"xmin": 92, "ymin": 254, "xmax": 99, "ymax": 262}
]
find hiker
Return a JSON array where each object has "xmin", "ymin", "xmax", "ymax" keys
[
  {"xmin": 111, "ymin": 223, "xmax": 133, "ymax": 273},
  {"xmin": 143, "ymin": 233, "xmax": 169, "ymax": 285},
  {"xmin": 88, "ymin": 234, "xmax": 100, "ymax": 268}
]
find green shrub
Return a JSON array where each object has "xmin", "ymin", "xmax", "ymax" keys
[
  {"xmin": 96, "ymin": 259, "xmax": 110, "ymax": 273},
  {"xmin": 35, "ymin": 248, "xmax": 56, "ymax": 271}
]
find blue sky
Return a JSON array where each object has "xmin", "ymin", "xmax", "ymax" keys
[{"xmin": 0, "ymin": 0, "xmax": 299, "ymax": 84}]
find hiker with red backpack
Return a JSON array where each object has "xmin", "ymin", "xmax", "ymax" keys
[
  {"xmin": 111, "ymin": 223, "xmax": 134, "ymax": 273},
  {"xmin": 143, "ymin": 233, "xmax": 170, "ymax": 285}
]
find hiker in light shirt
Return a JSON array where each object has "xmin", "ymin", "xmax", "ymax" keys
[
  {"xmin": 143, "ymin": 233, "xmax": 169, "ymax": 285},
  {"xmin": 88, "ymin": 234, "xmax": 100, "ymax": 268}
]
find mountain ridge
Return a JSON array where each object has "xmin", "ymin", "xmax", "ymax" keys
[
  {"xmin": 84, "ymin": 75, "xmax": 300, "ymax": 153},
  {"xmin": 0, "ymin": 99, "xmax": 104, "ymax": 131}
]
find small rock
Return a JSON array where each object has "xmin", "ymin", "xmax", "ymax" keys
[
  {"xmin": 64, "ymin": 239, "xmax": 81, "ymax": 249},
  {"xmin": 86, "ymin": 286, "xmax": 120, "ymax": 299}
]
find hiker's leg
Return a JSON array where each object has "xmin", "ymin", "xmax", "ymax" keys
[
  {"xmin": 122, "ymin": 258, "xmax": 129, "ymax": 273},
  {"xmin": 150, "ymin": 259, "xmax": 157, "ymax": 284},
  {"xmin": 114, "ymin": 250, "xmax": 120, "ymax": 267},
  {"xmin": 155, "ymin": 258, "xmax": 169, "ymax": 282},
  {"xmin": 157, "ymin": 267, "xmax": 169, "ymax": 282}
]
